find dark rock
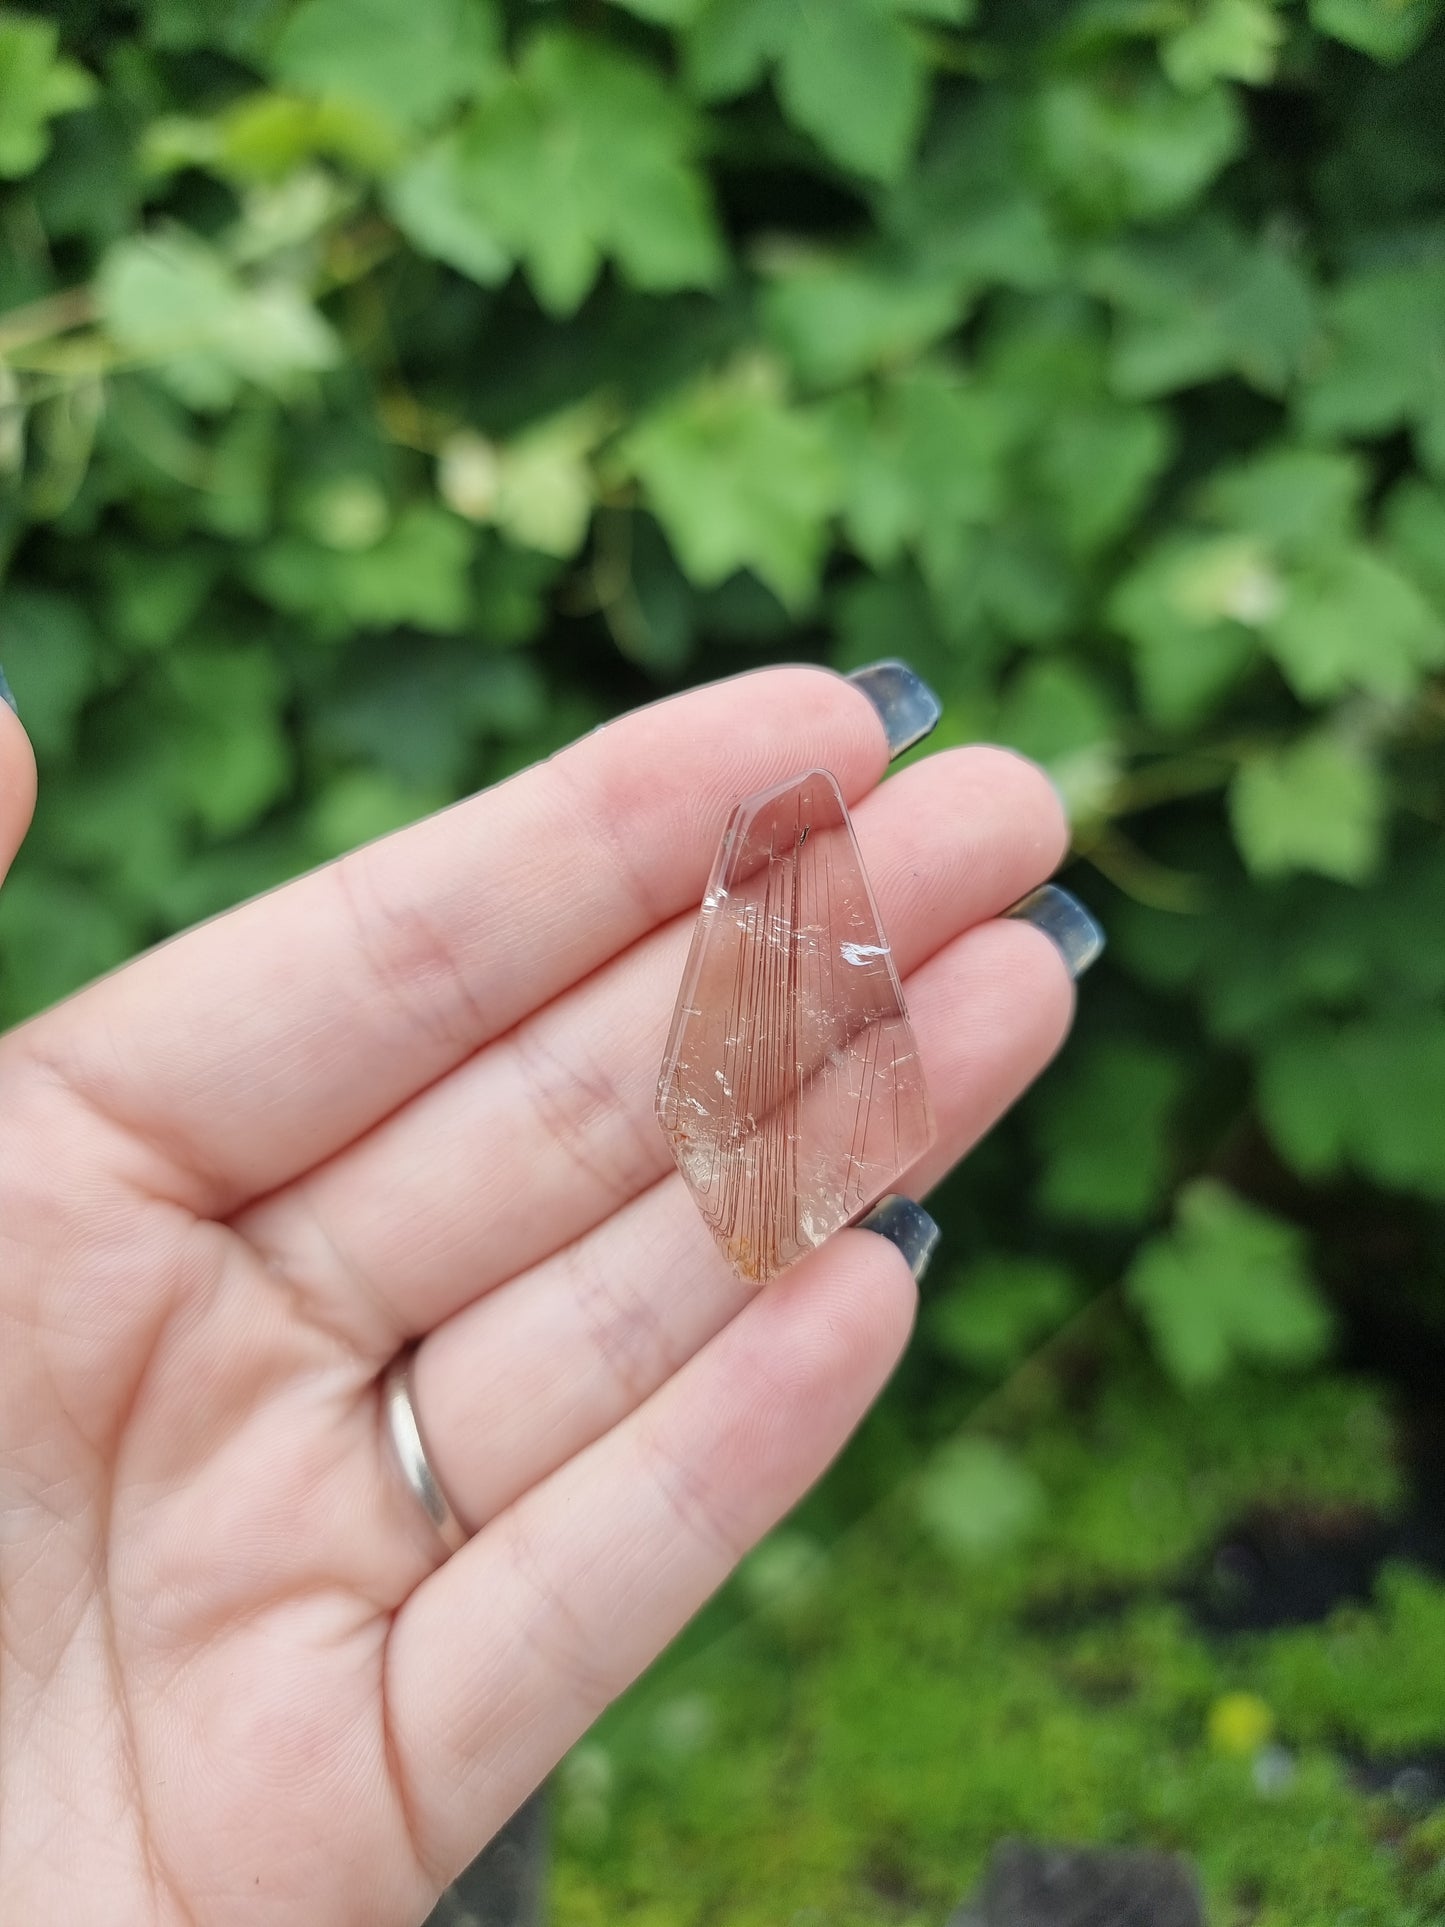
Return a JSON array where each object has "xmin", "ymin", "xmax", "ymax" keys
[
  {"xmin": 425, "ymin": 1791, "xmax": 547, "ymax": 1927},
  {"xmin": 949, "ymin": 1839, "xmax": 1205, "ymax": 1927}
]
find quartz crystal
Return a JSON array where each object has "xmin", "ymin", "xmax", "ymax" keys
[{"xmin": 657, "ymin": 769, "xmax": 934, "ymax": 1282}]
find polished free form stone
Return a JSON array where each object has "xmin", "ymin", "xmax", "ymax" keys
[{"xmin": 656, "ymin": 769, "xmax": 934, "ymax": 1283}]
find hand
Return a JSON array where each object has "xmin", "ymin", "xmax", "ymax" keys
[{"xmin": 0, "ymin": 667, "xmax": 1074, "ymax": 1925}]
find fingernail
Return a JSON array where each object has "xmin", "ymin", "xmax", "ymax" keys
[
  {"xmin": 856, "ymin": 1194, "xmax": 940, "ymax": 1281},
  {"xmin": 0, "ymin": 665, "xmax": 15, "ymax": 715},
  {"xmin": 846, "ymin": 660, "xmax": 941, "ymax": 761},
  {"xmin": 1006, "ymin": 883, "xmax": 1105, "ymax": 980}
]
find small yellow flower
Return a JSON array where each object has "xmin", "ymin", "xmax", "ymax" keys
[{"xmin": 1208, "ymin": 1690, "xmax": 1275, "ymax": 1757}]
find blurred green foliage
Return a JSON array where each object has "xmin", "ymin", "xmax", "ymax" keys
[{"xmin": 4, "ymin": 0, "xmax": 1445, "ymax": 1918}]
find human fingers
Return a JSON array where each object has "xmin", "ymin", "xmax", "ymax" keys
[
  {"xmin": 385, "ymin": 1220, "xmax": 924, "ymax": 1889},
  {"xmin": 1, "ymin": 666, "xmax": 900, "ymax": 1214},
  {"xmin": 0, "ymin": 673, "xmax": 36, "ymax": 884},
  {"xmin": 237, "ymin": 747, "xmax": 1068, "ymax": 1355},
  {"xmin": 406, "ymin": 911, "xmax": 1076, "ymax": 1533}
]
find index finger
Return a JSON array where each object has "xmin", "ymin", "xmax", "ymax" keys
[{"xmin": 3, "ymin": 666, "xmax": 910, "ymax": 1215}]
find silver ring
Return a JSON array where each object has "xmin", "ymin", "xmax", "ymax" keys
[{"xmin": 383, "ymin": 1347, "xmax": 468, "ymax": 1555}]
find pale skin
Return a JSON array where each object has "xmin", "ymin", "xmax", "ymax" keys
[{"xmin": 0, "ymin": 667, "xmax": 1073, "ymax": 1924}]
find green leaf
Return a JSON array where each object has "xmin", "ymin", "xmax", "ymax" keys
[
  {"xmin": 1094, "ymin": 221, "xmax": 1318, "ymax": 398},
  {"xmin": 1200, "ymin": 446, "xmax": 1364, "ymax": 556},
  {"xmin": 139, "ymin": 0, "xmax": 288, "ymax": 58},
  {"xmin": 1309, "ymin": 0, "xmax": 1442, "ymax": 62},
  {"xmin": 772, "ymin": 0, "xmax": 928, "ymax": 184},
  {"xmin": 927, "ymin": 1258, "xmax": 1079, "ymax": 1373},
  {"xmin": 0, "ymin": 587, "xmax": 98, "ymax": 757},
  {"xmin": 1264, "ymin": 546, "xmax": 1445, "ymax": 702},
  {"xmin": 1162, "ymin": 0, "xmax": 1285, "ymax": 89},
  {"xmin": 98, "ymin": 232, "xmax": 339, "ymax": 410},
  {"xmin": 682, "ymin": 0, "xmax": 778, "ymax": 97},
  {"xmin": 1031, "ymin": 399, "xmax": 1173, "ymax": 553},
  {"xmin": 247, "ymin": 503, "xmax": 475, "ymax": 632},
  {"xmin": 994, "ymin": 658, "xmax": 1121, "ymax": 819},
  {"xmin": 685, "ymin": 0, "xmax": 931, "ymax": 182},
  {"xmin": 0, "ymin": 14, "xmax": 96, "ymax": 180},
  {"xmin": 606, "ymin": 0, "xmax": 705, "ymax": 21},
  {"xmin": 897, "ymin": 0, "xmax": 976, "ymax": 19},
  {"xmin": 761, "ymin": 249, "xmax": 964, "ymax": 388},
  {"xmin": 384, "ymin": 132, "xmax": 512, "ymax": 285},
  {"xmin": 1036, "ymin": 72, "xmax": 1244, "ymax": 225},
  {"xmin": 440, "ymin": 405, "xmax": 608, "ymax": 558},
  {"xmin": 995, "ymin": 658, "xmax": 1118, "ymax": 766},
  {"xmin": 915, "ymin": 1436, "xmax": 1045, "ymax": 1562},
  {"xmin": 831, "ymin": 367, "xmax": 1012, "ymax": 579},
  {"xmin": 0, "ymin": 873, "xmax": 134, "ymax": 1019},
  {"xmin": 883, "ymin": 97, "xmax": 1064, "ymax": 293},
  {"xmin": 1260, "ymin": 1015, "xmax": 1445, "ymax": 1197},
  {"xmin": 163, "ymin": 645, "xmax": 290, "ymax": 835},
  {"xmin": 1126, "ymin": 1181, "xmax": 1333, "ymax": 1388},
  {"xmin": 1382, "ymin": 477, "xmax": 1445, "ymax": 618},
  {"xmin": 1035, "ymin": 1038, "xmax": 1187, "ymax": 1226},
  {"xmin": 313, "ymin": 644, "xmax": 546, "ymax": 789},
  {"xmin": 1255, "ymin": 1025, "xmax": 1349, "ymax": 1176},
  {"xmin": 421, "ymin": 30, "xmax": 724, "ymax": 314},
  {"xmin": 1300, "ymin": 260, "xmax": 1445, "ymax": 446},
  {"xmin": 1109, "ymin": 533, "xmax": 1267, "ymax": 726},
  {"xmin": 213, "ymin": 92, "xmax": 401, "ymax": 182},
  {"xmin": 1229, "ymin": 731, "xmax": 1386, "ymax": 883},
  {"xmin": 270, "ymin": 0, "xmax": 501, "ymax": 131},
  {"xmin": 622, "ymin": 360, "xmax": 841, "ymax": 609},
  {"xmin": 106, "ymin": 544, "xmax": 218, "ymax": 652}
]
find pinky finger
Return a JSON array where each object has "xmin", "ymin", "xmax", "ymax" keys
[
  {"xmin": 384, "ymin": 1225, "xmax": 927, "ymax": 1890},
  {"xmin": 0, "ymin": 676, "xmax": 36, "ymax": 884}
]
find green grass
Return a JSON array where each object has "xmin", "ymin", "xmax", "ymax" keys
[{"xmin": 554, "ymin": 1341, "xmax": 1445, "ymax": 1925}]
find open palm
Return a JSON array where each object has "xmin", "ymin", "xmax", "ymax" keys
[{"xmin": 0, "ymin": 667, "xmax": 1072, "ymax": 1924}]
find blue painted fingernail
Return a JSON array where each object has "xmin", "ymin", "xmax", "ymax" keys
[
  {"xmin": 0, "ymin": 664, "xmax": 15, "ymax": 715},
  {"xmin": 856, "ymin": 1194, "xmax": 940, "ymax": 1281},
  {"xmin": 1006, "ymin": 883, "xmax": 1105, "ymax": 980},
  {"xmin": 846, "ymin": 660, "xmax": 941, "ymax": 761}
]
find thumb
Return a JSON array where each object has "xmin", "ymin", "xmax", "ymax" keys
[{"xmin": 0, "ymin": 669, "xmax": 37, "ymax": 887}]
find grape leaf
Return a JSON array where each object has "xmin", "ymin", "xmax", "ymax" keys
[
  {"xmin": 1094, "ymin": 220, "xmax": 1318, "ymax": 399},
  {"xmin": 1264, "ymin": 546, "xmax": 1445, "ymax": 702},
  {"xmin": 270, "ymin": 0, "xmax": 501, "ymax": 130},
  {"xmin": 1260, "ymin": 1014, "xmax": 1445, "ymax": 1197},
  {"xmin": 1035, "ymin": 1037, "xmax": 1188, "ymax": 1226},
  {"xmin": 98, "ymin": 232, "xmax": 338, "ymax": 410},
  {"xmin": 1301, "ymin": 260, "xmax": 1445, "ymax": 446},
  {"xmin": 1109, "ymin": 534, "xmax": 1267, "ymax": 727},
  {"xmin": 0, "ymin": 14, "xmax": 95, "ymax": 180},
  {"xmin": 1126, "ymin": 1181, "xmax": 1334, "ymax": 1388},
  {"xmin": 761, "ymin": 250, "xmax": 964, "ymax": 389},
  {"xmin": 416, "ymin": 30, "xmax": 724, "ymax": 314},
  {"xmin": 1162, "ymin": 0, "xmax": 1285, "ymax": 89},
  {"xmin": 1309, "ymin": 0, "xmax": 1441, "ymax": 62},
  {"xmin": 1229, "ymin": 732, "xmax": 1386, "ymax": 883},
  {"xmin": 1035, "ymin": 72, "xmax": 1244, "ymax": 225},
  {"xmin": 622, "ymin": 361, "xmax": 841, "ymax": 608},
  {"xmin": 927, "ymin": 1258, "xmax": 1080, "ymax": 1373},
  {"xmin": 685, "ymin": 0, "xmax": 931, "ymax": 182}
]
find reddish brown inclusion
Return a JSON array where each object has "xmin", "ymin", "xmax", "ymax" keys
[{"xmin": 656, "ymin": 769, "xmax": 934, "ymax": 1282}]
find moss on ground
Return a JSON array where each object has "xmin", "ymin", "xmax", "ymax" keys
[{"xmin": 553, "ymin": 1346, "xmax": 1445, "ymax": 1925}]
